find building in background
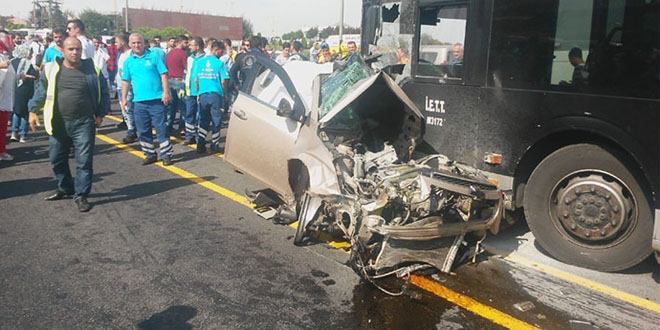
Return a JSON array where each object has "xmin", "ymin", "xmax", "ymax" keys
[{"xmin": 124, "ymin": 8, "xmax": 242, "ymax": 40}]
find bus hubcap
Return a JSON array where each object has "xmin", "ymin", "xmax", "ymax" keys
[{"xmin": 554, "ymin": 174, "xmax": 634, "ymax": 243}]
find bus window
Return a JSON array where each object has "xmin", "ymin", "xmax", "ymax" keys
[
  {"xmin": 550, "ymin": 1, "xmax": 593, "ymax": 86},
  {"xmin": 417, "ymin": 4, "xmax": 468, "ymax": 79},
  {"xmin": 488, "ymin": 0, "xmax": 659, "ymax": 98}
]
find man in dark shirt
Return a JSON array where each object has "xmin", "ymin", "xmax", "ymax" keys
[
  {"xmin": 28, "ymin": 37, "xmax": 110, "ymax": 212},
  {"xmin": 106, "ymin": 37, "xmax": 118, "ymax": 92},
  {"xmin": 164, "ymin": 35, "xmax": 189, "ymax": 135},
  {"xmin": 229, "ymin": 36, "xmax": 269, "ymax": 93}
]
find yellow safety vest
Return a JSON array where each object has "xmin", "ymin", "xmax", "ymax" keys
[{"xmin": 41, "ymin": 61, "xmax": 101, "ymax": 135}]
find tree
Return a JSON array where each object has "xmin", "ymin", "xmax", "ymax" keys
[
  {"xmin": 242, "ymin": 17, "xmax": 253, "ymax": 39},
  {"xmin": 319, "ymin": 26, "xmax": 337, "ymax": 39},
  {"xmin": 131, "ymin": 26, "xmax": 191, "ymax": 42},
  {"xmin": 30, "ymin": 2, "xmax": 67, "ymax": 29},
  {"xmin": 80, "ymin": 9, "xmax": 115, "ymax": 37},
  {"xmin": 420, "ymin": 33, "xmax": 442, "ymax": 46},
  {"xmin": 306, "ymin": 27, "xmax": 318, "ymax": 40},
  {"xmin": 132, "ymin": 27, "xmax": 159, "ymax": 41},
  {"xmin": 159, "ymin": 26, "xmax": 191, "ymax": 39}
]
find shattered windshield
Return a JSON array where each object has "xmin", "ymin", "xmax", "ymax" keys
[{"xmin": 318, "ymin": 53, "xmax": 372, "ymax": 130}]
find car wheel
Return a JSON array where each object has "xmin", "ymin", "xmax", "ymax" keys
[{"xmin": 523, "ymin": 143, "xmax": 652, "ymax": 271}]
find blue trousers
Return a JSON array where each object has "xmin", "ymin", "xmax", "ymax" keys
[
  {"xmin": 197, "ymin": 93, "xmax": 224, "ymax": 148},
  {"xmin": 133, "ymin": 99, "xmax": 172, "ymax": 160},
  {"xmin": 120, "ymin": 89, "xmax": 136, "ymax": 136},
  {"xmin": 184, "ymin": 96, "xmax": 199, "ymax": 140},
  {"xmin": 49, "ymin": 116, "xmax": 96, "ymax": 198},
  {"xmin": 167, "ymin": 79, "xmax": 186, "ymax": 134},
  {"xmin": 11, "ymin": 112, "xmax": 29, "ymax": 137}
]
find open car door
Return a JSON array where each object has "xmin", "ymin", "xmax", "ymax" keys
[{"xmin": 224, "ymin": 56, "xmax": 307, "ymax": 198}]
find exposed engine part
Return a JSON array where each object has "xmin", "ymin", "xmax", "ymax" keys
[{"xmin": 294, "ymin": 141, "xmax": 504, "ymax": 289}]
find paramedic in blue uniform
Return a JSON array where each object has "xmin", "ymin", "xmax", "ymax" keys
[
  {"xmin": 121, "ymin": 33, "xmax": 173, "ymax": 166},
  {"xmin": 192, "ymin": 40, "xmax": 229, "ymax": 154}
]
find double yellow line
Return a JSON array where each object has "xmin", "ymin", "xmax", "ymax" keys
[{"xmin": 97, "ymin": 114, "xmax": 659, "ymax": 329}]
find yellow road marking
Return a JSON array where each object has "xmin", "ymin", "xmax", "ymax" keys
[
  {"xmin": 409, "ymin": 275, "xmax": 541, "ymax": 330},
  {"xmin": 498, "ymin": 252, "xmax": 660, "ymax": 314},
  {"xmin": 96, "ymin": 118, "xmax": 659, "ymax": 328},
  {"xmin": 96, "ymin": 129, "xmax": 536, "ymax": 328},
  {"xmin": 95, "ymin": 133, "xmax": 251, "ymax": 208},
  {"xmin": 105, "ymin": 114, "xmax": 224, "ymax": 158}
]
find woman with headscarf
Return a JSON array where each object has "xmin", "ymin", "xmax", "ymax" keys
[
  {"xmin": 9, "ymin": 44, "xmax": 38, "ymax": 143},
  {"xmin": 0, "ymin": 30, "xmax": 17, "ymax": 161}
]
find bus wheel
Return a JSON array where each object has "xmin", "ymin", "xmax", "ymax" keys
[{"xmin": 523, "ymin": 143, "xmax": 652, "ymax": 271}]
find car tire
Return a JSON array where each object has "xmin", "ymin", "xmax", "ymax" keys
[{"xmin": 523, "ymin": 143, "xmax": 652, "ymax": 271}]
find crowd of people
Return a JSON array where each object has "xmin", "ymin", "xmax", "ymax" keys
[{"xmin": 0, "ymin": 19, "xmax": 359, "ymax": 212}]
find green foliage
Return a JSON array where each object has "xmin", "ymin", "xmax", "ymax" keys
[
  {"xmin": 242, "ymin": 17, "xmax": 253, "ymax": 39},
  {"xmin": 305, "ymin": 27, "xmax": 318, "ymax": 40},
  {"xmin": 30, "ymin": 4, "xmax": 67, "ymax": 29},
  {"xmin": 80, "ymin": 10, "xmax": 115, "ymax": 37},
  {"xmin": 420, "ymin": 33, "xmax": 444, "ymax": 46},
  {"xmin": 131, "ymin": 26, "xmax": 191, "ymax": 41},
  {"xmin": 159, "ymin": 27, "xmax": 191, "ymax": 39},
  {"xmin": 281, "ymin": 30, "xmax": 304, "ymax": 43},
  {"xmin": 6, "ymin": 22, "xmax": 27, "ymax": 30},
  {"xmin": 132, "ymin": 27, "xmax": 159, "ymax": 41}
]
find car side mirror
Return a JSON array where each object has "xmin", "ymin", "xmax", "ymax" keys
[{"xmin": 277, "ymin": 98, "xmax": 293, "ymax": 117}]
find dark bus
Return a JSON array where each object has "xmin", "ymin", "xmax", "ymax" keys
[{"xmin": 360, "ymin": 0, "xmax": 660, "ymax": 271}]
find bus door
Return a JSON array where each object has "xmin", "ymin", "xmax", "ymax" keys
[{"xmin": 404, "ymin": 1, "xmax": 492, "ymax": 168}]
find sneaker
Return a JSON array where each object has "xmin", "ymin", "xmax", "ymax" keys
[
  {"xmin": 10, "ymin": 133, "xmax": 19, "ymax": 142},
  {"xmin": 196, "ymin": 144, "xmax": 207, "ymax": 154},
  {"xmin": 19, "ymin": 136, "xmax": 33, "ymax": 143},
  {"xmin": 162, "ymin": 158, "xmax": 173, "ymax": 166},
  {"xmin": 122, "ymin": 134, "xmax": 138, "ymax": 144},
  {"xmin": 179, "ymin": 129, "xmax": 186, "ymax": 136},
  {"xmin": 182, "ymin": 138, "xmax": 196, "ymax": 145},
  {"xmin": 0, "ymin": 153, "xmax": 14, "ymax": 161},
  {"xmin": 115, "ymin": 121, "xmax": 128, "ymax": 130}
]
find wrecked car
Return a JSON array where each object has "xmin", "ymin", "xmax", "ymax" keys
[{"xmin": 224, "ymin": 54, "xmax": 504, "ymax": 284}]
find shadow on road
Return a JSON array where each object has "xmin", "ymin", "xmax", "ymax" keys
[
  {"xmin": 91, "ymin": 176, "xmax": 217, "ymax": 206},
  {"xmin": 137, "ymin": 305, "xmax": 197, "ymax": 330}
]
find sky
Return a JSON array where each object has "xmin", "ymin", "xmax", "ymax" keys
[{"xmin": 5, "ymin": 0, "xmax": 363, "ymax": 37}]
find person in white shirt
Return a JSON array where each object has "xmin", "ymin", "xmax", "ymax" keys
[
  {"xmin": 92, "ymin": 36, "xmax": 109, "ymax": 78},
  {"xmin": 66, "ymin": 19, "xmax": 94, "ymax": 59}
]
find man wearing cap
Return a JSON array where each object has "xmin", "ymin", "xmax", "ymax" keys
[{"xmin": 317, "ymin": 43, "xmax": 334, "ymax": 63}]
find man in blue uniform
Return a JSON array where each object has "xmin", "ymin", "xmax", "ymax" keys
[
  {"xmin": 193, "ymin": 40, "xmax": 229, "ymax": 153},
  {"xmin": 121, "ymin": 33, "xmax": 173, "ymax": 166}
]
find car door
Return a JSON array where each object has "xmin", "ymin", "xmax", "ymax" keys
[{"xmin": 224, "ymin": 56, "xmax": 306, "ymax": 198}]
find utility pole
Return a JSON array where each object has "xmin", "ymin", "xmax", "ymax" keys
[
  {"xmin": 339, "ymin": 0, "xmax": 344, "ymax": 57},
  {"xmin": 124, "ymin": 0, "xmax": 129, "ymax": 32},
  {"xmin": 32, "ymin": 0, "xmax": 62, "ymax": 28}
]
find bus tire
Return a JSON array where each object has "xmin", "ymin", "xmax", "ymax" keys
[{"xmin": 523, "ymin": 143, "xmax": 652, "ymax": 271}]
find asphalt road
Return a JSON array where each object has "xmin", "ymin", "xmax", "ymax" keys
[{"xmin": 2, "ymin": 106, "xmax": 660, "ymax": 330}]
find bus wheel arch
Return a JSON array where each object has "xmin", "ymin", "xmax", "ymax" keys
[{"xmin": 522, "ymin": 142, "xmax": 653, "ymax": 271}]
